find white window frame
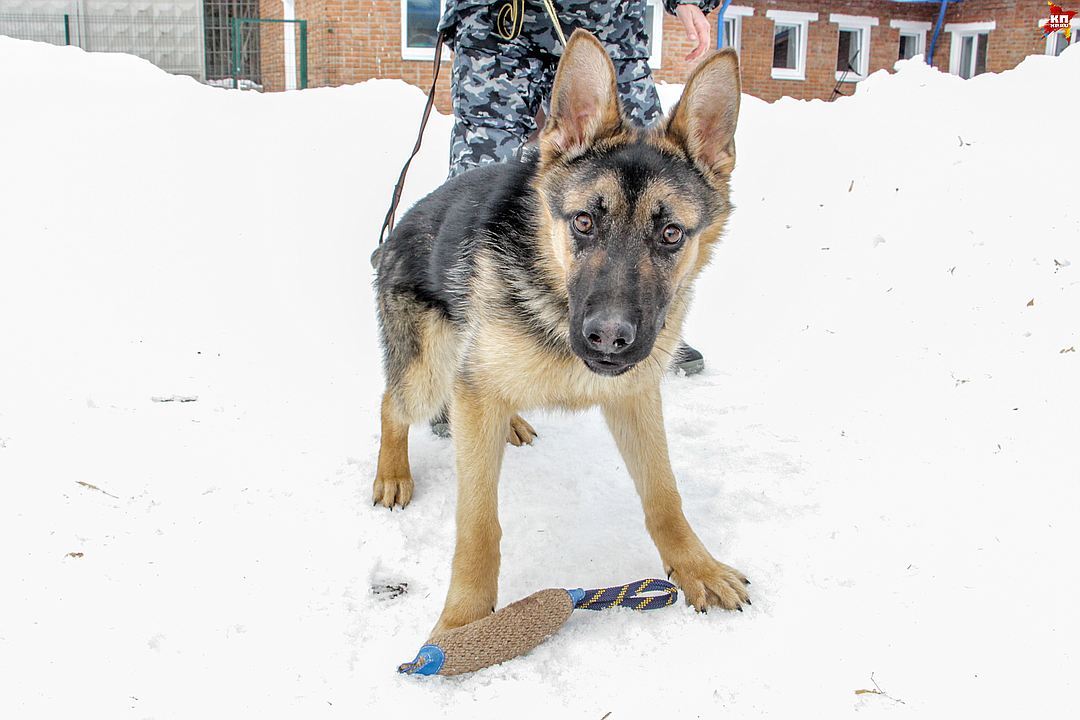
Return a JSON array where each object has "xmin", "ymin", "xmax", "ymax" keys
[
  {"xmin": 890, "ymin": 19, "xmax": 931, "ymax": 61},
  {"xmin": 1041, "ymin": 17, "xmax": 1079, "ymax": 55},
  {"xmin": 720, "ymin": 5, "xmax": 755, "ymax": 54},
  {"xmin": 830, "ymin": 14, "xmax": 878, "ymax": 82},
  {"xmin": 646, "ymin": 0, "xmax": 665, "ymax": 69},
  {"xmin": 945, "ymin": 21, "xmax": 996, "ymax": 77},
  {"xmin": 401, "ymin": 0, "xmax": 449, "ymax": 61},
  {"xmin": 767, "ymin": 10, "xmax": 818, "ymax": 81}
]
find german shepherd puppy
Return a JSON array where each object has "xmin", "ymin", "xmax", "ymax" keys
[{"xmin": 374, "ymin": 30, "xmax": 748, "ymax": 635}]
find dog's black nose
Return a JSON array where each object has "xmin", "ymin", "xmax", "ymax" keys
[{"xmin": 582, "ymin": 313, "xmax": 636, "ymax": 354}]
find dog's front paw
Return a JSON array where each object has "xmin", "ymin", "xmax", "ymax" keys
[
  {"xmin": 372, "ymin": 470, "xmax": 413, "ymax": 509},
  {"xmin": 667, "ymin": 551, "xmax": 750, "ymax": 612},
  {"xmin": 430, "ymin": 592, "xmax": 496, "ymax": 638},
  {"xmin": 506, "ymin": 414, "xmax": 537, "ymax": 447}
]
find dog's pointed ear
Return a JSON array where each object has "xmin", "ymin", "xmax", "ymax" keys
[
  {"xmin": 665, "ymin": 49, "xmax": 741, "ymax": 178},
  {"xmin": 541, "ymin": 30, "xmax": 623, "ymax": 164}
]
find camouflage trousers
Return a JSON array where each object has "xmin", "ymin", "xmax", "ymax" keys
[{"xmin": 444, "ymin": 1, "xmax": 662, "ymax": 177}]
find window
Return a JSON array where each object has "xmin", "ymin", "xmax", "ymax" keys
[
  {"xmin": 1043, "ymin": 18, "xmax": 1078, "ymax": 56},
  {"xmin": 957, "ymin": 32, "xmax": 989, "ymax": 77},
  {"xmin": 1047, "ymin": 31, "xmax": 1071, "ymax": 56},
  {"xmin": 830, "ymin": 15, "xmax": 877, "ymax": 82},
  {"xmin": 773, "ymin": 24, "xmax": 800, "ymax": 73},
  {"xmin": 890, "ymin": 20, "xmax": 931, "ymax": 62},
  {"xmin": 723, "ymin": 16, "xmax": 739, "ymax": 50},
  {"xmin": 644, "ymin": 0, "xmax": 664, "ymax": 69},
  {"xmin": 767, "ymin": 10, "xmax": 817, "ymax": 81},
  {"xmin": 835, "ymin": 28, "xmax": 867, "ymax": 78},
  {"xmin": 719, "ymin": 6, "xmax": 754, "ymax": 53},
  {"xmin": 898, "ymin": 33, "xmax": 920, "ymax": 60},
  {"xmin": 945, "ymin": 22, "xmax": 995, "ymax": 78},
  {"xmin": 402, "ymin": 0, "xmax": 447, "ymax": 61}
]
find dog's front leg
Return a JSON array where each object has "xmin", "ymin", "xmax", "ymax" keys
[
  {"xmin": 602, "ymin": 386, "xmax": 750, "ymax": 612},
  {"xmin": 431, "ymin": 381, "xmax": 509, "ymax": 636}
]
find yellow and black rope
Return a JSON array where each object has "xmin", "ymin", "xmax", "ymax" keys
[{"xmin": 572, "ymin": 578, "xmax": 678, "ymax": 611}]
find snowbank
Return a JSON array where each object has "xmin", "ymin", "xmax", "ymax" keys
[{"xmin": 1, "ymin": 37, "xmax": 1078, "ymax": 718}]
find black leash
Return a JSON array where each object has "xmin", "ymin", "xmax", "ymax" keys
[
  {"xmin": 377, "ymin": 1, "xmax": 560, "ymax": 246},
  {"xmin": 378, "ymin": 31, "xmax": 447, "ymax": 245}
]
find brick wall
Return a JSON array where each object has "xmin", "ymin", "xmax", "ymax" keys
[
  {"xmin": 258, "ymin": 0, "xmax": 453, "ymax": 104},
  {"xmin": 256, "ymin": 0, "xmax": 1057, "ymax": 106},
  {"xmin": 650, "ymin": 1, "xmax": 937, "ymax": 102},
  {"xmin": 658, "ymin": 0, "xmax": 1053, "ymax": 101},
  {"xmin": 259, "ymin": 0, "xmax": 284, "ymax": 91},
  {"xmin": 934, "ymin": 0, "xmax": 1050, "ymax": 76}
]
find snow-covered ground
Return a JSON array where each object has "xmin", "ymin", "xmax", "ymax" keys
[{"xmin": 1, "ymin": 36, "xmax": 1078, "ymax": 718}]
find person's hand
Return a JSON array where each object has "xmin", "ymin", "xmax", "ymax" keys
[{"xmin": 675, "ymin": 3, "xmax": 712, "ymax": 63}]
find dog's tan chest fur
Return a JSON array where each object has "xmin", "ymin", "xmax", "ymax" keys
[{"xmin": 465, "ymin": 320, "xmax": 657, "ymax": 411}]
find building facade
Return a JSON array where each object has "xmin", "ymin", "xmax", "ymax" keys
[
  {"xmin": 1, "ymin": 1, "xmax": 1073, "ymax": 96},
  {"xmin": 254, "ymin": 0, "xmax": 1077, "ymax": 104}
]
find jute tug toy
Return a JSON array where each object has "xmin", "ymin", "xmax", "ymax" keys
[{"xmin": 398, "ymin": 579, "xmax": 677, "ymax": 676}]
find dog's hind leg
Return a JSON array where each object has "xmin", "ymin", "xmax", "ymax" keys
[
  {"xmin": 373, "ymin": 392, "xmax": 413, "ymax": 508},
  {"xmin": 602, "ymin": 386, "xmax": 750, "ymax": 612},
  {"xmin": 426, "ymin": 408, "xmax": 536, "ymax": 447},
  {"xmin": 373, "ymin": 298, "xmax": 459, "ymax": 508},
  {"xmin": 507, "ymin": 414, "xmax": 537, "ymax": 446}
]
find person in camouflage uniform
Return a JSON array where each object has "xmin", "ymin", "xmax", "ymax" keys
[
  {"xmin": 421, "ymin": 0, "xmax": 718, "ymax": 425},
  {"xmin": 440, "ymin": 0, "xmax": 722, "ymax": 177}
]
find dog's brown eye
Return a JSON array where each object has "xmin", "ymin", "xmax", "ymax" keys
[
  {"xmin": 572, "ymin": 212, "xmax": 594, "ymax": 234},
  {"xmin": 661, "ymin": 224, "xmax": 683, "ymax": 245}
]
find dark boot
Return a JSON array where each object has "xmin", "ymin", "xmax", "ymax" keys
[
  {"xmin": 674, "ymin": 343, "xmax": 705, "ymax": 376},
  {"xmin": 430, "ymin": 409, "xmax": 451, "ymax": 438}
]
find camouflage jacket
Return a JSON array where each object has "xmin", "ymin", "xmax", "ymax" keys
[{"xmin": 439, "ymin": 1, "xmax": 724, "ymax": 58}]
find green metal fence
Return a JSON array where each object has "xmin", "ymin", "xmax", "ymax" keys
[
  {"xmin": 1, "ymin": 12, "xmax": 310, "ymax": 90},
  {"xmin": 0, "ymin": 13, "xmax": 71, "ymax": 47}
]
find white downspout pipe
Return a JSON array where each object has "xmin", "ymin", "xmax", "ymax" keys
[{"xmin": 282, "ymin": 0, "xmax": 297, "ymax": 90}]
